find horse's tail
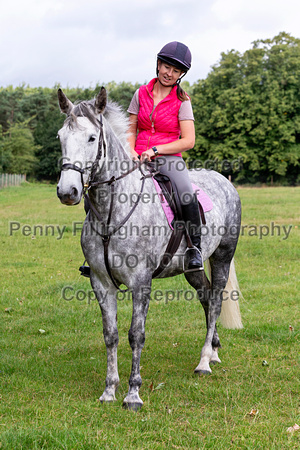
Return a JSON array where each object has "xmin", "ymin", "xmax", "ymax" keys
[{"xmin": 205, "ymin": 258, "xmax": 243, "ymax": 329}]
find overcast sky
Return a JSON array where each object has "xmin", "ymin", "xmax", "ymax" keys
[{"xmin": 1, "ymin": 0, "xmax": 299, "ymax": 88}]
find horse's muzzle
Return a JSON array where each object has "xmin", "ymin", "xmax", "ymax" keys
[{"xmin": 57, "ymin": 185, "xmax": 81, "ymax": 205}]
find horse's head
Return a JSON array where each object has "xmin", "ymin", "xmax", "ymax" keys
[{"xmin": 56, "ymin": 88, "xmax": 107, "ymax": 205}]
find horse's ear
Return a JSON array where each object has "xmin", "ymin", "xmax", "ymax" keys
[
  {"xmin": 58, "ymin": 88, "xmax": 73, "ymax": 115},
  {"xmin": 95, "ymin": 87, "xmax": 107, "ymax": 114}
]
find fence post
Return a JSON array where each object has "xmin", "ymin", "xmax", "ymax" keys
[{"xmin": 0, "ymin": 173, "xmax": 26, "ymax": 188}]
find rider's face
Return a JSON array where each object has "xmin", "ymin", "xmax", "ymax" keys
[{"xmin": 157, "ymin": 60, "xmax": 183, "ymax": 86}]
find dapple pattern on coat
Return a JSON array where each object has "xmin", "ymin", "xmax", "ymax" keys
[{"xmin": 57, "ymin": 88, "xmax": 242, "ymax": 411}]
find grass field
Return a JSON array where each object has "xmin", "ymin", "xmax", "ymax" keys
[{"xmin": 0, "ymin": 183, "xmax": 299, "ymax": 449}]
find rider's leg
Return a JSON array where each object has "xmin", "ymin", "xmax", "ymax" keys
[
  {"xmin": 181, "ymin": 194, "xmax": 204, "ymax": 270},
  {"xmin": 156, "ymin": 156, "xmax": 203, "ymax": 270}
]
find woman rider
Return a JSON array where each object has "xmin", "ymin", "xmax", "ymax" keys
[{"xmin": 127, "ymin": 41, "xmax": 203, "ymax": 271}]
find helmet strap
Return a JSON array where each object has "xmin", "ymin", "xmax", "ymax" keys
[
  {"xmin": 176, "ymin": 72, "xmax": 186, "ymax": 85},
  {"xmin": 171, "ymin": 72, "xmax": 186, "ymax": 88}
]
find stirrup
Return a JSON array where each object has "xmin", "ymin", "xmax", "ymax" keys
[
  {"xmin": 183, "ymin": 246, "xmax": 204, "ymax": 273},
  {"xmin": 79, "ymin": 261, "xmax": 90, "ymax": 278}
]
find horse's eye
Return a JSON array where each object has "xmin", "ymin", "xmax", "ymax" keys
[{"xmin": 89, "ymin": 135, "xmax": 96, "ymax": 143}]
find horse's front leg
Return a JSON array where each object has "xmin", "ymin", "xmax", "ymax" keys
[
  {"xmin": 91, "ymin": 276, "xmax": 119, "ymax": 402},
  {"xmin": 123, "ymin": 280, "xmax": 151, "ymax": 411}
]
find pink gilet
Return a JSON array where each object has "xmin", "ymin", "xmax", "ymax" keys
[{"xmin": 135, "ymin": 78, "xmax": 182, "ymax": 157}]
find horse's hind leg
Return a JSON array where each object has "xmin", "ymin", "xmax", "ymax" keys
[
  {"xmin": 195, "ymin": 252, "xmax": 233, "ymax": 374},
  {"xmin": 197, "ymin": 289, "xmax": 222, "ymax": 368},
  {"xmin": 123, "ymin": 279, "xmax": 151, "ymax": 411},
  {"xmin": 185, "ymin": 270, "xmax": 221, "ymax": 374},
  {"xmin": 194, "ymin": 287, "xmax": 223, "ymax": 374}
]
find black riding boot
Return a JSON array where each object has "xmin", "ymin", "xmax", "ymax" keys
[{"xmin": 181, "ymin": 194, "xmax": 204, "ymax": 271}]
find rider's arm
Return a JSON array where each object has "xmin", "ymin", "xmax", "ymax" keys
[{"xmin": 127, "ymin": 113, "xmax": 139, "ymax": 160}]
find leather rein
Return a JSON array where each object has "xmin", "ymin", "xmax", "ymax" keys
[{"xmin": 60, "ymin": 114, "xmax": 155, "ymax": 292}]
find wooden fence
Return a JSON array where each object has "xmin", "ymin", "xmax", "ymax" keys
[{"xmin": 0, "ymin": 173, "xmax": 26, "ymax": 188}]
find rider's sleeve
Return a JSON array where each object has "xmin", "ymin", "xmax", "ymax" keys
[
  {"xmin": 179, "ymin": 98, "xmax": 194, "ymax": 121},
  {"xmin": 127, "ymin": 89, "xmax": 140, "ymax": 115}
]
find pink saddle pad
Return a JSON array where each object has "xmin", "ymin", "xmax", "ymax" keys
[{"xmin": 152, "ymin": 179, "xmax": 213, "ymax": 229}]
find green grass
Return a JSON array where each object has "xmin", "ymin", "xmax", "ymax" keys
[{"xmin": 0, "ymin": 183, "xmax": 299, "ymax": 449}]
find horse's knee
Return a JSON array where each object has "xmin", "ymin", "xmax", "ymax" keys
[
  {"xmin": 103, "ymin": 327, "xmax": 119, "ymax": 348},
  {"xmin": 128, "ymin": 327, "xmax": 145, "ymax": 349}
]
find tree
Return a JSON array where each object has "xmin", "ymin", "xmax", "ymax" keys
[
  {"xmin": 34, "ymin": 107, "xmax": 64, "ymax": 180},
  {"xmin": 105, "ymin": 81, "xmax": 141, "ymax": 111},
  {"xmin": 0, "ymin": 125, "xmax": 11, "ymax": 172},
  {"xmin": 0, "ymin": 85, "xmax": 25, "ymax": 133},
  {"xmin": 190, "ymin": 32, "xmax": 300, "ymax": 184},
  {"xmin": 2, "ymin": 120, "xmax": 39, "ymax": 175}
]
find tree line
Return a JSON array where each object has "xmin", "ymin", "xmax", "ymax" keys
[{"xmin": 0, "ymin": 32, "xmax": 299, "ymax": 185}]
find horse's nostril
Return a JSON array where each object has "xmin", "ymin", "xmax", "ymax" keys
[{"xmin": 71, "ymin": 187, "xmax": 78, "ymax": 198}]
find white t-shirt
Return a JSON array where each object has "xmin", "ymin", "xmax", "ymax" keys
[{"xmin": 127, "ymin": 89, "xmax": 194, "ymax": 121}]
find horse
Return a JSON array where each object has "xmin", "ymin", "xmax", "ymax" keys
[{"xmin": 56, "ymin": 87, "xmax": 243, "ymax": 411}]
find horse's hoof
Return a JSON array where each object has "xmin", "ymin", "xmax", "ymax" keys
[
  {"xmin": 99, "ymin": 392, "xmax": 116, "ymax": 403},
  {"xmin": 194, "ymin": 369, "xmax": 212, "ymax": 375},
  {"xmin": 99, "ymin": 398, "xmax": 114, "ymax": 404},
  {"xmin": 123, "ymin": 401, "xmax": 143, "ymax": 412},
  {"xmin": 210, "ymin": 359, "xmax": 221, "ymax": 366}
]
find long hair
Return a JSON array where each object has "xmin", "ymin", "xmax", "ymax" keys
[{"xmin": 177, "ymin": 84, "xmax": 189, "ymax": 102}]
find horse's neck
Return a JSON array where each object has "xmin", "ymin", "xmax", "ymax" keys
[
  {"xmin": 88, "ymin": 133, "xmax": 144, "ymax": 220},
  {"xmin": 101, "ymin": 133, "xmax": 140, "ymax": 189}
]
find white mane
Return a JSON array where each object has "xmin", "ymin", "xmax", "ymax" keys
[
  {"xmin": 103, "ymin": 101, "xmax": 131, "ymax": 155},
  {"xmin": 65, "ymin": 97, "xmax": 131, "ymax": 156}
]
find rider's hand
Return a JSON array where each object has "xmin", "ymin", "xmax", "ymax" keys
[
  {"xmin": 130, "ymin": 149, "xmax": 140, "ymax": 161},
  {"xmin": 140, "ymin": 148, "xmax": 155, "ymax": 163}
]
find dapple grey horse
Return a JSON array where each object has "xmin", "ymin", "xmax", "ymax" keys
[{"xmin": 57, "ymin": 88, "xmax": 242, "ymax": 410}]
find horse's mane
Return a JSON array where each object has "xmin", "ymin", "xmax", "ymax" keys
[
  {"xmin": 64, "ymin": 98, "xmax": 130, "ymax": 154},
  {"xmin": 103, "ymin": 101, "xmax": 130, "ymax": 152}
]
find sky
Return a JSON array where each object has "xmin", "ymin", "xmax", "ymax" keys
[{"xmin": 1, "ymin": 0, "xmax": 300, "ymax": 89}]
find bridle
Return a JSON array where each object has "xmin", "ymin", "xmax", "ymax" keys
[
  {"xmin": 60, "ymin": 113, "xmax": 191, "ymax": 291},
  {"xmin": 60, "ymin": 114, "xmax": 154, "ymax": 291},
  {"xmin": 60, "ymin": 115, "xmax": 147, "ymax": 193},
  {"xmin": 60, "ymin": 115, "xmax": 106, "ymax": 188}
]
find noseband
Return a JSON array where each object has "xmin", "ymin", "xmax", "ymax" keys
[{"xmin": 60, "ymin": 115, "xmax": 106, "ymax": 189}]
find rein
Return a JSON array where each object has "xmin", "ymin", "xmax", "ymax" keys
[
  {"xmin": 61, "ymin": 114, "xmax": 152, "ymax": 292},
  {"xmin": 85, "ymin": 169, "xmax": 149, "ymax": 292},
  {"xmin": 61, "ymin": 113, "xmax": 187, "ymax": 291}
]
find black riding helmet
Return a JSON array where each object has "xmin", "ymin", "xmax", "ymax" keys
[{"xmin": 156, "ymin": 41, "xmax": 192, "ymax": 82}]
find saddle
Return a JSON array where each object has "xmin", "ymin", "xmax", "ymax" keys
[
  {"xmin": 153, "ymin": 172, "xmax": 207, "ymax": 227},
  {"xmin": 151, "ymin": 171, "xmax": 206, "ymax": 278}
]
